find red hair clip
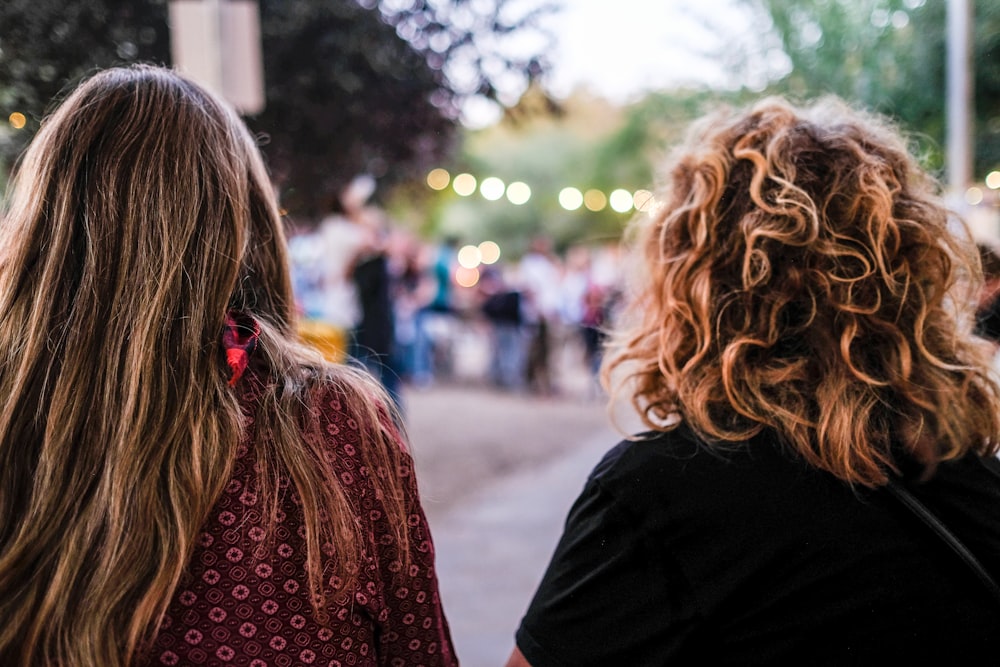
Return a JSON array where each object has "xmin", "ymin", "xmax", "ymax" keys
[{"xmin": 221, "ymin": 311, "xmax": 261, "ymax": 386}]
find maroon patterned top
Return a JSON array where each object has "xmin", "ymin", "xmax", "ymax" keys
[{"xmin": 141, "ymin": 374, "xmax": 458, "ymax": 667}]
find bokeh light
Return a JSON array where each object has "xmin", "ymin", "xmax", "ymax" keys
[
  {"xmin": 457, "ymin": 244, "xmax": 483, "ymax": 269},
  {"xmin": 8, "ymin": 112, "xmax": 26, "ymax": 129},
  {"xmin": 633, "ymin": 189, "xmax": 656, "ymax": 212},
  {"xmin": 609, "ymin": 189, "xmax": 633, "ymax": 213},
  {"xmin": 584, "ymin": 189, "xmax": 607, "ymax": 211},
  {"xmin": 559, "ymin": 187, "xmax": 583, "ymax": 211},
  {"xmin": 966, "ymin": 187, "xmax": 984, "ymax": 206},
  {"xmin": 455, "ymin": 266, "xmax": 480, "ymax": 288},
  {"xmin": 986, "ymin": 171, "xmax": 1000, "ymax": 190},
  {"xmin": 480, "ymin": 176, "xmax": 506, "ymax": 201},
  {"xmin": 478, "ymin": 240, "xmax": 501, "ymax": 264},
  {"xmin": 453, "ymin": 173, "xmax": 477, "ymax": 197},
  {"xmin": 506, "ymin": 181, "xmax": 531, "ymax": 205},
  {"xmin": 426, "ymin": 168, "xmax": 451, "ymax": 190}
]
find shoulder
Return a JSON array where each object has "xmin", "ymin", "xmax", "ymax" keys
[
  {"xmin": 585, "ymin": 424, "xmax": 832, "ymax": 530},
  {"xmin": 239, "ymin": 363, "xmax": 404, "ymax": 461},
  {"xmin": 586, "ymin": 424, "xmax": 752, "ymax": 500}
]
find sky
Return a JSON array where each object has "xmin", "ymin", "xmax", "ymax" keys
[
  {"xmin": 460, "ymin": 0, "xmax": 763, "ymax": 126},
  {"xmin": 538, "ymin": 0, "xmax": 750, "ymax": 101}
]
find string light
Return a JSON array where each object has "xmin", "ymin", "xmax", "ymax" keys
[
  {"xmin": 583, "ymin": 189, "xmax": 607, "ymax": 212},
  {"xmin": 427, "ymin": 168, "xmax": 451, "ymax": 190},
  {"xmin": 430, "ymin": 169, "xmax": 1000, "ymax": 212},
  {"xmin": 452, "ymin": 173, "xmax": 477, "ymax": 197},
  {"xmin": 479, "ymin": 176, "xmax": 505, "ymax": 201},
  {"xmin": 430, "ymin": 170, "xmax": 651, "ymax": 213},
  {"xmin": 558, "ymin": 187, "xmax": 583, "ymax": 211},
  {"xmin": 966, "ymin": 187, "xmax": 984, "ymax": 206},
  {"xmin": 478, "ymin": 241, "xmax": 501, "ymax": 264},
  {"xmin": 506, "ymin": 181, "xmax": 531, "ymax": 205}
]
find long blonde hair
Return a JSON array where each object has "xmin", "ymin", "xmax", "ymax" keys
[
  {"xmin": 603, "ymin": 97, "xmax": 1000, "ymax": 487},
  {"xmin": 0, "ymin": 65, "xmax": 409, "ymax": 666}
]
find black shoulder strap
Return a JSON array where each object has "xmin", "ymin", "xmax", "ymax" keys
[{"xmin": 885, "ymin": 479, "xmax": 1000, "ymax": 606}]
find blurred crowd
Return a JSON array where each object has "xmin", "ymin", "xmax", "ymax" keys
[{"xmin": 288, "ymin": 186, "xmax": 624, "ymax": 403}]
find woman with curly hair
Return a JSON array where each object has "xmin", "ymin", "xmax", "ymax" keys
[
  {"xmin": 507, "ymin": 97, "xmax": 1000, "ymax": 665},
  {"xmin": 0, "ymin": 65, "xmax": 456, "ymax": 667}
]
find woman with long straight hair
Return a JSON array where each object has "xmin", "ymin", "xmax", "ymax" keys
[
  {"xmin": 507, "ymin": 97, "xmax": 1000, "ymax": 665},
  {"xmin": 0, "ymin": 65, "xmax": 457, "ymax": 667}
]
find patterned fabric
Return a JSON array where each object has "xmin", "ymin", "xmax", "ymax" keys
[
  {"xmin": 222, "ymin": 312, "xmax": 261, "ymax": 386},
  {"xmin": 142, "ymin": 371, "xmax": 458, "ymax": 666}
]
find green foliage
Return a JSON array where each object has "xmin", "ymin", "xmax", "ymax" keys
[
  {"xmin": 739, "ymin": 0, "xmax": 1000, "ymax": 177},
  {"xmin": 591, "ymin": 88, "xmax": 759, "ymax": 192},
  {"xmin": 413, "ymin": 90, "xmax": 631, "ymax": 256},
  {"xmin": 974, "ymin": 1, "xmax": 1000, "ymax": 176},
  {"xmin": 0, "ymin": 0, "xmax": 172, "ymax": 148},
  {"xmin": 0, "ymin": 0, "xmax": 553, "ymax": 219},
  {"xmin": 414, "ymin": 87, "xmax": 760, "ymax": 255},
  {"xmin": 251, "ymin": 0, "xmax": 453, "ymax": 218}
]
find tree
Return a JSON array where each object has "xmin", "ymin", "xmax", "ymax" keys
[
  {"xmin": 733, "ymin": 0, "xmax": 1000, "ymax": 178},
  {"xmin": 0, "ymin": 0, "xmax": 553, "ymax": 219},
  {"xmin": 411, "ymin": 87, "xmax": 633, "ymax": 256},
  {"xmin": 0, "ymin": 0, "xmax": 173, "ymax": 165}
]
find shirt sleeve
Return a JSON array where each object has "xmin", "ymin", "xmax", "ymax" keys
[{"xmin": 515, "ymin": 465, "xmax": 699, "ymax": 667}]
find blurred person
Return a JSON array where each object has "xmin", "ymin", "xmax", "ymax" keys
[
  {"xmin": 480, "ymin": 265, "xmax": 527, "ymax": 390},
  {"xmin": 412, "ymin": 236, "xmax": 459, "ymax": 386},
  {"xmin": 0, "ymin": 65, "xmax": 456, "ymax": 667},
  {"xmin": 974, "ymin": 242, "xmax": 1000, "ymax": 346},
  {"xmin": 314, "ymin": 183, "xmax": 370, "ymax": 333},
  {"xmin": 557, "ymin": 245, "xmax": 591, "ymax": 330},
  {"xmin": 579, "ymin": 281, "xmax": 610, "ymax": 379},
  {"xmin": 519, "ymin": 236, "xmax": 562, "ymax": 395},
  {"xmin": 286, "ymin": 182, "xmax": 372, "ymax": 364},
  {"xmin": 507, "ymin": 97, "xmax": 1000, "ymax": 666},
  {"xmin": 386, "ymin": 229, "xmax": 432, "ymax": 385},
  {"xmin": 560, "ymin": 245, "xmax": 616, "ymax": 384},
  {"xmin": 348, "ymin": 205, "xmax": 403, "ymax": 408}
]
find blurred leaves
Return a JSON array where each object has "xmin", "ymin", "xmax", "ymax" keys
[
  {"xmin": 736, "ymin": 0, "xmax": 1000, "ymax": 177},
  {"xmin": 0, "ymin": 0, "xmax": 554, "ymax": 219}
]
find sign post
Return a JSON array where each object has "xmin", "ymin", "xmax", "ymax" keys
[{"xmin": 168, "ymin": 0, "xmax": 265, "ymax": 115}]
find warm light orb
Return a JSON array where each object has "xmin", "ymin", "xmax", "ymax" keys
[
  {"xmin": 609, "ymin": 189, "xmax": 634, "ymax": 213},
  {"xmin": 986, "ymin": 171, "xmax": 1000, "ymax": 190},
  {"xmin": 480, "ymin": 176, "xmax": 506, "ymax": 201},
  {"xmin": 8, "ymin": 112, "xmax": 26, "ymax": 129},
  {"xmin": 455, "ymin": 266, "xmax": 480, "ymax": 288},
  {"xmin": 506, "ymin": 181, "xmax": 531, "ymax": 205},
  {"xmin": 966, "ymin": 187, "xmax": 984, "ymax": 206},
  {"xmin": 584, "ymin": 189, "xmax": 607, "ymax": 211},
  {"xmin": 426, "ymin": 168, "xmax": 451, "ymax": 190},
  {"xmin": 559, "ymin": 187, "xmax": 583, "ymax": 211},
  {"xmin": 632, "ymin": 189, "xmax": 656, "ymax": 212},
  {"xmin": 453, "ymin": 173, "xmax": 477, "ymax": 197},
  {"xmin": 478, "ymin": 240, "xmax": 501, "ymax": 264},
  {"xmin": 457, "ymin": 244, "xmax": 483, "ymax": 269}
]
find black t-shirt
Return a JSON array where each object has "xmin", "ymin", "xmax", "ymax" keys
[
  {"xmin": 516, "ymin": 425, "xmax": 1000, "ymax": 666},
  {"xmin": 977, "ymin": 293, "xmax": 1000, "ymax": 343},
  {"xmin": 352, "ymin": 252, "xmax": 394, "ymax": 356}
]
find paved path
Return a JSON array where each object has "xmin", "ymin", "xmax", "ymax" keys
[
  {"xmin": 403, "ymin": 380, "xmax": 641, "ymax": 667},
  {"xmin": 429, "ymin": 425, "xmax": 615, "ymax": 667}
]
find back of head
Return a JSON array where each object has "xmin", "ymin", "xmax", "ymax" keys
[
  {"xmin": 2, "ymin": 64, "xmax": 294, "ymax": 335},
  {"xmin": 0, "ymin": 65, "xmax": 295, "ymax": 665},
  {"xmin": 604, "ymin": 96, "xmax": 1000, "ymax": 487}
]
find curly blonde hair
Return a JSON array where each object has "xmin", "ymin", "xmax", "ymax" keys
[{"xmin": 603, "ymin": 97, "xmax": 1000, "ymax": 487}]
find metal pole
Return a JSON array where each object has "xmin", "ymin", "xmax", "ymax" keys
[
  {"xmin": 946, "ymin": 0, "xmax": 972, "ymax": 195},
  {"xmin": 168, "ymin": 0, "xmax": 265, "ymax": 114}
]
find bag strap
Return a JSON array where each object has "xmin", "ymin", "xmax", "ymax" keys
[{"xmin": 885, "ymin": 479, "xmax": 1000, "ymax": 605}]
